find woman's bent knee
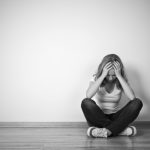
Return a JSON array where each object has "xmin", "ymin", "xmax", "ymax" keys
[
  {"xmin": 132, "ymin": 98, "xmax": 143, "ymax": 108},
  {"xmin": 81, "ymin": 98, "xmax": 95, "ymax": 109},
  {"xmin": 128, "ymin": 98, "xmax": 143, "ymax": 111}
]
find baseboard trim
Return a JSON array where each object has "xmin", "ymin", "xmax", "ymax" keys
[
  {"xmin": 0, "ymin": 121, "xmax": 149, "ymax": 128},
  {"xmin": 0, "ymin": 122, "xmax": 88, "ymax": 128}
]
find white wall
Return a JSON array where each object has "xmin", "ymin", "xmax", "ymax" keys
[{"xmin": 0, "ymin": 0, "xmax": 150, "ymax": 121}]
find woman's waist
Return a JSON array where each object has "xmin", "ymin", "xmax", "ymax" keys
[
  {"xmin": 100, "ymin": 103, "xmax": 121, "ymax": 114},
  {"xmin": 99, "ymin": 101, "xmax": 119, "ymax": 109}
]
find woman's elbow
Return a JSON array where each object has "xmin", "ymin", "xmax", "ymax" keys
[
  {"xmin": 86, "ymin": 91, "xmax": 92, "ymax": 99},
  {"xmin": 129, "ymin": 93, "xmax": 136, "ymax": 101}
]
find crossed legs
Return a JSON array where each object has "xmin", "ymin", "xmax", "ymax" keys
[{"xmin": 81, "ymin": 98, "xmax": 143, "ymax": 136}]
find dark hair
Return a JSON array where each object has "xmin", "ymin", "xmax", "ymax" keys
[{"xmin": 94, "ymin": 54, "xmax": 128, "ymax": 89}]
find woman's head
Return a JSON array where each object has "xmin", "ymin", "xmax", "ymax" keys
[
  {"xmin": 94, "ymin": 54, "xmax": 128, "ymax": 86},
  {"xmin": 106, "ymin": 67, "xmax": 116, "ymax": 82}
]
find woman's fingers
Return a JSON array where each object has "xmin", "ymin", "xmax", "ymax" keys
[
  {"xmin": 113, "ymin": 64, "xmax": 117, "ymax": 70},
  {"xmin": 114, "ymin": 61, "xmax": 120, "ymax": 70},
  {"xmin": 108, "ymin": 66, "xmax": 113, "ymax": 71},
  {"xmin": 107, "ymin": 64, "xmax": 113, "ymax": 70},
  {"xmin": 105, "ymin": 62, "xmax": 112, "ymax": 69},
  {"xmin": 113, "ymin": 62, "xmax": 117, "ymax": 68},
  {"xmin": 104, "ymin": 61, "xmax": 121, "ymax": 71},
  {"xmin": 116, "ymin": 61, "xmax": 120, "ymax": 67}
]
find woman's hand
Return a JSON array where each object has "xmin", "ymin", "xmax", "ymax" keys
[
  {"xmin": 113, "ymin": 61, "xmax": 121, "ymax": 77},
  {"xmin": 102, "ymin": 62, "xmax": 113, "ymax": 77},
  {"xmin": 86, "ymin": 62, "xmax": 112, "ymax": 98}
]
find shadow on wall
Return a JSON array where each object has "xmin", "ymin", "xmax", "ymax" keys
[{"xmin": 126, "ymin": 66, "xmax": 150, "ymax": 121}]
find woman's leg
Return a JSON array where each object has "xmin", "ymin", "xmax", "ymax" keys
[
  {"xmin": 106, "ymin": 98, "xmax": 143, "ymax": 136},
  {"xmin": 81, "ymin": 98, "xmax": 112, "ymax": 127}
]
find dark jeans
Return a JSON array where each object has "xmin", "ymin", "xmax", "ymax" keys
[{"xmin": 81, "ymin": 97, "xmax": 143, "ymax": 136}]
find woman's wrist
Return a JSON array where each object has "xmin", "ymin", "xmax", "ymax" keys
[
  {"xmin": 101, "ymin": 72, "xmax": 107, "ymax": 79},
  {"xmin": 116, "ymin": 73, "xmax": 122, "ymax": 78}
]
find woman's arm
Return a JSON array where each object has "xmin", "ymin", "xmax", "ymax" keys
[
  {"xmin": 117, "ymin": 75, "xmax": 135, "ymax": 100},
  {"xmin": 86, "ymin": 62, "xmax": 112, "ymax": 98},
  {"xmin": 86, "ymin": 74, "xmax": 105, "ymax": 98},
  {"xmin": 113, "ymin": 61, "xmax": 135, "ymax": 100}
]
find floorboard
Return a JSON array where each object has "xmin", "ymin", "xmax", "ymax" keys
[{"xmin": 0, "ymin": 122, "xmax": 149, "ymax": 150}]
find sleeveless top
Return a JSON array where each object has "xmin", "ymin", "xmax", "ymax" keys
[{"xmin": 90, "ymin": 76, "xmax": 122, "ymax": 114}]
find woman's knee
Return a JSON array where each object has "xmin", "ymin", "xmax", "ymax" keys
[
  {"xmin": 81, "ymin": 98, "xmax": 96, "ymax": 109},
  {"xmin": 128, "ymin": 98, "xmax": 143, "ymax": 111}
]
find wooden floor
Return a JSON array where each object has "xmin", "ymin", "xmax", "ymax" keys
[{"xmin": 0, "ymin": 122, "xmax": 149, "ymax": 150}]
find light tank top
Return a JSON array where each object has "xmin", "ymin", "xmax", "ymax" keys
[{"xmin": 90, "ymin": 76, "xmax": 122, "ymax": 114}]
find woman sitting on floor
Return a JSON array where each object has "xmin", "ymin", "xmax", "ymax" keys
[{"xmin": 81, "ymin": 54, "xmax": 143, "ymax": 138}]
